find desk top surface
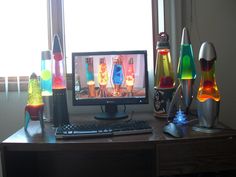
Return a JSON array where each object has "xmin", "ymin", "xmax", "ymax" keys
[{"xmin": 2, "ymin": 112, "xmax": 236, "ymax": 151}]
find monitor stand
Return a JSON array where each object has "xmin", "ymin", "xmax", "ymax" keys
[{"xmin": 95, "ymin": 104, "xmax": 128, "ymax": 120}]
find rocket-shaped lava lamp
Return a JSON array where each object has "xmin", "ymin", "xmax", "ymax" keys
[
  {"xmin": 177, "ymin": 27, "xmax": 196, "ymax": 114},
  {"xmin": 52, "ymin": 34, "xmax": 69, "ymax": 127},
  {"xmin": 196, "ymin": 42, "xmax": 220, "ymax": 129},
  {"xmin": 24, "ymin": 73, "xmax": 44, "ymax": 131}
]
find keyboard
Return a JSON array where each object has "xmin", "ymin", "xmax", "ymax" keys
[{"xmin": 55, "ymin": 120, "xmax": 152, "ymax": 139}]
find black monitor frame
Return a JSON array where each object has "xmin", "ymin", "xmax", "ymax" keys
[{"xmin": 72, "ymin": 50, "xmax": 149, "ymax": 120}]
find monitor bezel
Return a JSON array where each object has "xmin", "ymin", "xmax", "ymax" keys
[{"xmin": 71, "ymin": 50, "xmax": 149, "ymax": 107}]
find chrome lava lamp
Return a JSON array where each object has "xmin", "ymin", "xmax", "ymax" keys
[
  {"xmin": 154, "ymin": 32, "xmax": 176, "ymax": 118},
  {"xmin": 98, "ymin": 57, "xmax": 108, "ymax": 97},
  {"xmin": 85, "ymin": 57, "xmax": 96, "ymax": 97},
  {"xmin": 52, "ymin": 34, "xmax": 69, "ymax": 127},
  {"xmin": 125, "ymin": 57, "xmax": 135, "ymax": 96},
  {"xmin": 24, "ymin": 73, "xmax": 44, "ymax": 131},
  {"xmin": 41, "ymin": 50, "xmax": 53, "ymax": 122},
  {"xmin": 177, "ymin": 27, "xmax": 196, "ymax": 114},
  {"xmin": 193, "ymin": 42, "xmax": 220, "ymax": 132},
  {"xmin": 112, "ymin": 56, "xmax": 124, "ymax": 96}
]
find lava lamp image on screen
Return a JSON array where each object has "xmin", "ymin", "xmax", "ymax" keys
[{"xmin": 72, "ymin": 51, "xmax": 148, "ymax": 102}]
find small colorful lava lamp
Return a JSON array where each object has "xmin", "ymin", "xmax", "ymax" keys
[
  {"xmin": 98, "ymin": 57, "xmax": 108, "ymax": 97},
  {"xmin": 85, "ymin": 57, "xmax": 96, "ymax": 97},
  {"xmin": 52, "ymin": 34, "xmax": 69, "ymax": 127},
  {"xmin": 125, "ymin": 57, "xmax": 135, "ymax": 96},
  {"xmin": 154, "ymin": 32, "xmax": 176, "ymax": 118},
  {"xmin": 41, "ymin": 50, "xmax": 52, "ymax": 96},
  {"xmin": 177, "ymin": 27, "xmax": 196, "ymax": 114},
  {"xmin": 196, "ymin": 42, "xmax": 220, "ymax": 129},
  {"xmin": 24, "ymin": 73, "xmax": 44, "ymax": 131},
  {"xmin": 112, "ymin": 56, "xmax": 124, "ymax": 96}
]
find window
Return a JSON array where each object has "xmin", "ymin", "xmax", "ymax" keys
[
  {"xmin": 64, "ymin": 0, "xmax": 153, "ymax": 74},
  {"xmin": 0, "ymin": 0, "xmax": 48, "ymax": 77},
  {"xmin": 0, "ymin": 0, "xmax": 164, "ymax": 92}
]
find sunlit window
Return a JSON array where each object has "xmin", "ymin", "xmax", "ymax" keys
[
  {"xmin": 0, "ymin": 0, "xmax": 48, "ymax": 77},
  {"xmin": 64, "ymin": 0, "xmax": 153, "ymax": 74}
]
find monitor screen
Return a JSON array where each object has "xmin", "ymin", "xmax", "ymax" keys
[{"xmin": 72, "ymin": 50, "xmax": 149, "ymax": 120}]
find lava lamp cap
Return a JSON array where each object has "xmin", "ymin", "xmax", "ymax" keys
[
  {"xmin": 30, "ymin": 72, "xmax": 38, "ymax": 80},
  {"xmin": 156, "ymin": 32, "xmax": 170, "ymax": 49},
  {"xmin": 52, "ymin": 34, "xmax": 62, "ymax": 53},
  {"xmin": 199, "ymin": 42, "xmax": 217, "ymax": 61},
  {"xmin": 181, "ymin": 27, "xmax": 191, "ymax": 45},
  {"xmin": 41, "ymin": 50, "xmax": 51, "ymax": 60}
]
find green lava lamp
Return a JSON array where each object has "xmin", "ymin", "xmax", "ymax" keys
[
  {"xmin": 177, "ymin": 27, "xmax": 196, "ymax": 114},
  {"xmin": 24, "ymin": 73, "xmax": 44, "ymax": 131}
]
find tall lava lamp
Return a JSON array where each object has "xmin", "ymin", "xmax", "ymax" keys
[
  {"xmin": 154, "ymin": 32, "xmax": 176, "ymax": 118},
  {"xmin": 177, "ymin": 27, "xmax": 196, "ymax": 114},
  {"xmin": 52, "ymin": 34, "xmax": 69, "ymax": 127},
  {"xmin": 112, "ymin": 57, "xmax": 124, "ymax": 96},
  {"xmin": 24, "ymin": 73, "xmax": 44, "ymax": 131},
  {"xmin": 98, "ymin": 57, "xmax": 108, "ymax": 97},
  {"xmin": 85, "ymin": 57, "xmax": 96, "ymax": 97},
  {"xmin": 125, "ymin": 57, "xmax": 135, "ymax": 96},
  {"xmin": 193, "ymin": 42, "xmax": 220, "ymax": 132}
]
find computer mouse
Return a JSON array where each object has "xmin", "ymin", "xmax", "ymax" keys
[{"xmin": 163, "ymin": 122, "xmax": 183, "ymax": 138}]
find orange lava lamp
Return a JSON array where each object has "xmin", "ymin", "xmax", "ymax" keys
[
  {"xmin": 24, "ymin": 73, "xmax": 44, "ymax": 131},
  {"xmin": 52, "ymin": 34, "xmax": 69, "ymax": 127},
  {"xmin": 154, "ymin": 32, "xmax": 176, "ymax": 118},
  {"xmin": 197, "ymin": 42, "xmax": 220, "ymax": 129},
  {"xmin": 125, "ymin": 57, "xmax": 135, "ymax": 96},
  {"xmin": 98, "ymin": 57, "xmax": 108, "ymax": 97}
]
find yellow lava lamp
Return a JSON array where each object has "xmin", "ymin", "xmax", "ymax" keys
[
  {"xmin": 24, "ymin": 73, "xmax": 44, "ymax": 131},
  {"xmin": 154, "ymin": 32, "xmax": 176, "ymax": 118},
  {"xmin": 98, "ymin": 57, "xmax": 108, "ymax": 97}
]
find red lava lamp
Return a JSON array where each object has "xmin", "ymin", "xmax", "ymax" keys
[
  {"xmin": 154, "ymin": 32, "xmax": 176, "ymax": 118},
  {"xmin": 52, "ymin": 34, "xmax": 69, "ymax": 127},
  {"xmin": 98, "ymin": 57, "xmax": 108, "ymax": 97},
  {"xmin": 125, "ymin": 57, "xmax": 135, "ymax": 96},
  {"xmin": 193, "ymin": 42, "xmax": 220, "ymax": 132},
  {"xmin": 24, "ymin": 73, "xmax": 44, "ymax": 131},
  {"xmin": 112, "ymin": 56, "xmax": 124, "ymax": 96}
]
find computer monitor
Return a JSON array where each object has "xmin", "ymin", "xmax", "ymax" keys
[{"xmin": 72, "ymin": 50, "xmax": 149, "ymax": 120}]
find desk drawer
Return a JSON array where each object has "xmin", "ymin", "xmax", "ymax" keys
[{"xmin": 157, "ymin": 137, "xmax": 236, "ymax": 176}]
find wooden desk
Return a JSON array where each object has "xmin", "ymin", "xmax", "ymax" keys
[{"xmin": 1, "ymin": 112, "xmax": 236, "ymax": 177}]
